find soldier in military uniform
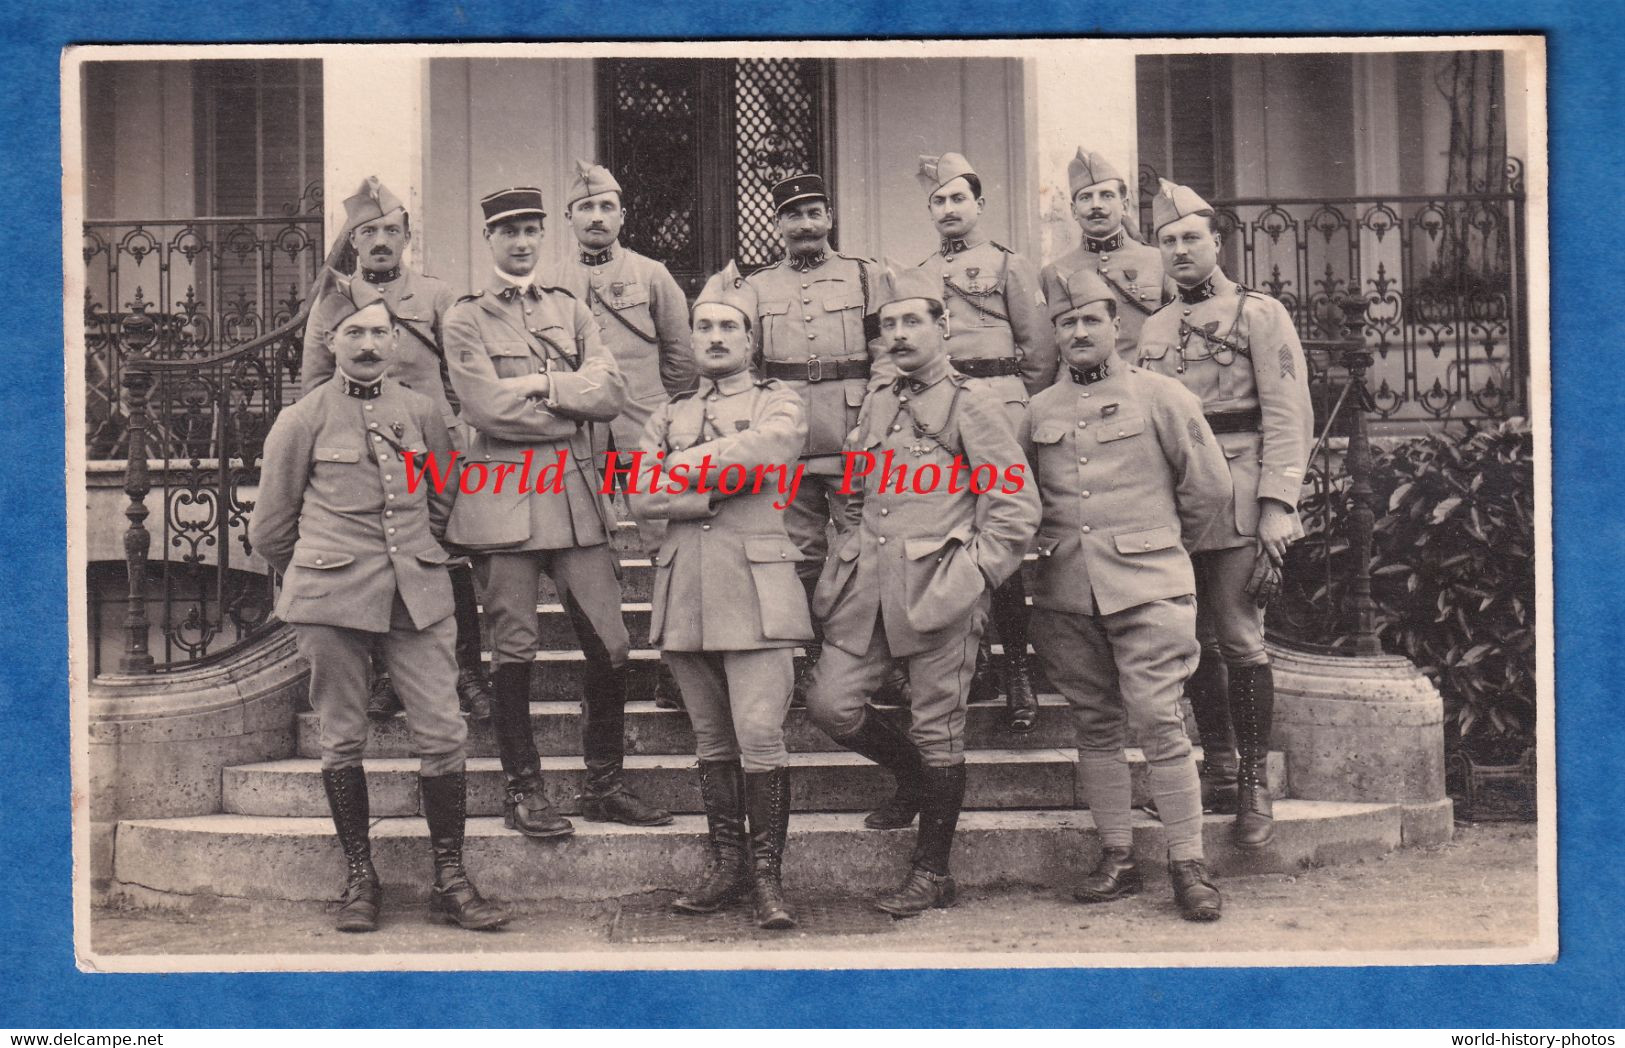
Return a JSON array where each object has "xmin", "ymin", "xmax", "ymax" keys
[
  {"xmin": 631, "ymin": 261, "xmax": 813, "ymax": 930},
  {"xmin": 1136, "ymin": 180, "xmax": 1314, "ymax": 849},
  {"xmin": 1024, "ymin": 267, "xmax": 1233, "ymax": 921},
  {"xmin": 251, "ymin": 277, "xmax": 507, "ymax": 932},
  {"xmin": 806, "ymin": 264, "xmax": 1040, "ymax": 917},
  {"xmin": 913, "ymin": 152, "xmax": 1052, "ymax": 735},
  {"xmin": 299, "ymin": 176, "xmax": 494, "ymax": 725},
  {"xmin": 557, "ymin": 161, "xmax": 698, "ymax": 712},
  {"xmin": 745, "ymin": 174, "xmax": 881, "ymax": 704},
  {"xmin": 1038, "ymin": 147, "xmax": 1171, "ymax": 364},
  {"xmin": 443, "ymin": 186, "xmax": 672, "ymax": 838}
]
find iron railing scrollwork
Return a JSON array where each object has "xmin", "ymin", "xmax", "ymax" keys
[{"xmin": 1138, "ymin": 160, "xmax": 1527, "ymax": 424}]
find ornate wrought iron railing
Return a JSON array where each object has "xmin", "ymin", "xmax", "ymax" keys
[
  {"xmin": 111, "ymin": 294, "xmax": 310, "ymax": 673},
  {"xmin": 1138, "ymin": 161, "xmax": 1527, "ymax": 424},
  {"xmin": 84, "ymin": 193, "xmax": 323, "ymax": 460}
]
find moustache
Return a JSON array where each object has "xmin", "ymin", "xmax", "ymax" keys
[
  {"xmin": 1087, "ymin": 211, "xmax": 1107, "ymax": 219},
  {"xmin": 587, "ymin": 224, "xmax": 607, "ymax": 232},
  {"xmin": 354, "ymin": 353, "xmax": 383, "ymax": 362},
  {"xmin": 1070, "ymin": 338, "xmax": 1095, "ymax": 349},
  {"xmin": 370, "ymin": 246, "xmax": 393, "ymax": 255}
]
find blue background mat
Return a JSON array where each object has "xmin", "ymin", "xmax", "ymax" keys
[{"xmin": 2, "ymin": 0, "xmax": 1615, "ymax": 1028}]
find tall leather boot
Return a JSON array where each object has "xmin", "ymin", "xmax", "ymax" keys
[
  {"xmin": 420, "ymin": 771, "xmax": 509, "ymax": 930},
  {"xmin": 321, "ymin": 765, "xmax": 381, "ymax": 932},
  {"xmin": 671, "ymin": 760, "xmax": 751, "ymax": 914},
  {"xmin": 1187, "ymin": 646, "xmax": 1238, "ymax": 813},
  {"xmin": 366, "ymin": 670, "xmax": 402, "ymax": 721},
  {"xmin": 791, "ymin": 576, "xmax": 823, "ymax": 708},
  {"xmin": 449, "ymin": 562, "xmax": 493, "ymax": 723},
  {"xmin": 966, "ymin": 639, "xmax": 1000, "ymax": 704},
  {"xmin": 1228, "ymin": 662, "xmax": 1277, "ymax": 849},
  {"xmin": 874, "ymin": 762, "xmax": 965, "ymax": 916},
  {"xmin": 992, "ymin": 576, "xmax": 1037, "ymax": 732},
  {"xmin": 745, "ymin": 766, "xmax": 797, "ymax": 929},
  {"xmin": 568, "ymin": 594, "xmax": 672, "ymax": 826},
  {"xmin": 653, "ymin": 659, "xmax": 686, "ymax": 711},
  {"xmin": 491, "ymin": 662, "xmax": 574, "ymax": 838},
  {"xmin": 833, "ymin": 706, "xmax": 927, "ymax": 830}
]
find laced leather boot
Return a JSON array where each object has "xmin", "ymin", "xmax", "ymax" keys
[
  {"xmin": 491, "ymin": 663, "xmax": 574, "ymax": 838},
  {"xmin": 874, "ymin": 763, "xmax": 965, "ymax": 917},
  {"xmin": 456, "ymin": 668, "xmax": 494, "ymax": 723},
  {"xmin": 993, "ymin": 577, "xmax": 1038, "ymax": 733},
  {"xmin": 672, "ymin": 760, "xmax": 751, "ymax": 914},
  {"xmin": 1170, "ymin": 858, "xmax": 1222, "ymax": 921},
  {"xmin": 321, "ymin": 765, "xmax": 381, "ymax": 932},
  {"xmin": 745, "ymin": 766, "xmax": 796, "ymax": 930},
  {"xmin": 966, "ymin": 639, "xmax": 1000, "ymax": 705},
  {"xmin": 834, "ymin": 706, "xmax": 927, "ymax": 830},
  {"xmin": 421, "ymin": 771, "xmax": 509, "ymax": 930},
  {"xmin": 1187, "ymin": 647, "xmax": 1238, "ymax": 813},
  {"xmin": 1072, "ymin": 846, "xmax": 1142, "ymax": 903},
  {"xmin": 1229, "ymin": 663, "xmax": 1277, "ymax": 849},
  {"xmin": 366, "ymin": 670, "xmax": 402, "ymax": 721}
]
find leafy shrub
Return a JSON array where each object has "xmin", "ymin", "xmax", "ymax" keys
[{"xmin": 1280, "ymin": 418, "xmax": 1536, "ymax": 761}]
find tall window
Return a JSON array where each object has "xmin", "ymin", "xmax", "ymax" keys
[{"xmin": 598, "ymin": 58, "xmax": 830, "ymax": 294}]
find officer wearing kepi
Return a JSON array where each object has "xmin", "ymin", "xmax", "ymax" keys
[
  {"xmin": 745, "ymin": 174, "xmax": 880, "ymax": 704},
  {"xmin": 806, "ymin": 263, "xmax": 1040, "ymax": 917},
  {"xmin": 1136, "ymin": 179, "xmax": 1314, "ymax": 848},
  {"xmin": 631, "ymin": 261, "xmax": 813, "ymax": 931},
  {"xmin": 913, "ymin": 152, "xmax": 1052, "ymax": 734},
  {"xmin": 1038, "ymin": 147, "xmax": 1171, "ymax": 364},
  {"xmin": 251, "ymin": 275, "xmax": 507, "ymax": 933},
  {"xmin": 443, "ymin": 186, "xmax": 672, "ymax": 839},
  {"xmin": 1024, "ymin": 266, "xmax": 1233, "ymax": 921},
  {"xmin": 299, "ymin": 176, "xmax": 495, "ymax": 724},
  {"xmin": 557, "ymin": 161, "xmax": 698, "ymax": 711}
]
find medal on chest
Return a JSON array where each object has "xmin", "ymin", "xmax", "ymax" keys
[{"xmin": 963, "ymin": 266, "xmax": 984, "ymax": 295}]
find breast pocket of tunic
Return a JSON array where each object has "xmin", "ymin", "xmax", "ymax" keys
[
  {"xmin": 487, "ymin": 342, "xmax": 538, "ymax": 379},
  {"xmin": 743, "ymin": 535, "xmax": 811, "ymax": 640},
  {"xmin": 757, "ymin": 301, "xmax": 793, "ymax": 352},
  {"xmin": 821, "ymin": 288, "xmax": 866, "ymax": 355},
  {"xmin": 1095, "ymin": 414, "xmax": 1147, "ymax": 445}
]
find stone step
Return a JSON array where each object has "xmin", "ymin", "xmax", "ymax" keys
[
  {"xmin": 297, "ymin": 697, "xmax": 1082, "ymax": 758},
  {"xmin": 226, "ymin": 749, "xmax": 1287, "ymax": 820},
  {"xmin": 110, "ymin": 800, "xmax": 1401, "ymax": 908}
]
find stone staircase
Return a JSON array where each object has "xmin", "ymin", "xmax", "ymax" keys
[{"xmin": 104, "ymin": 514, "xmax": 1436, "ymax": 912}]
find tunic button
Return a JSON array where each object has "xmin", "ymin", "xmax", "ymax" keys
[
  {"xmin": 802, "ymin": 298, "xmax": 811, "ymax": 305},
  {"xmin": 892, "ymin": 424, "xmax": 901, "ymax": 432},
  {"xmin": 389, "ymin": 545, "xmax": 398, "ymax": 553},
  {"xmin": 373, "ymin": 434, "xmax": 383, "ymax": 442},
  {"xmin": 384, "ymin": 475, "xmax": 393, "ymax": 482},
  {"xmin": 1079, "ymin": 457, "xmax": 1088, "ymax": 465},
  {"xmin": 780, "ymin": 552, "xmax": 787, "ymax": 559},
  {"xmin": 880, "ymin": 508, "xmax": 889, "ymax": 516},
  {"xmin": 369, "ymin": 421, "xmax": 379, "ymax": 429},
  {"xmin": 388, "ymin": 527, "xmax": 396, "ymax": 535},
  {"xmin": 365, "ymin": 405, "xmax": 374, "ymax": 412},
  {"xmin": 1143, "ymin": 541, "xmax": 1153, "ymax": 549},
  {"xmin": 1117, "ymin": 429, "xmax": 1125, "ymax": 436},
  {"xmin": 801, "ymin": 283, "xmax": 809, "ymax": 290},
  {"xmin": 701, "ymin": 524, "xmax": 711, "ymax": 531},
  {"xmin": 1076, "ymin": 420, "xmax": 1086, "ymax": 428},
  {"xmin": 1081, "ymin": 490, "xmax": 1090, "ymax": 498},
  {"xmin": 1081, "ymin": 526, "xmax": 1092, "ymax": 534},
  {"xmin": 878, "ymin": 536, "xmax": 887, "ymax": 545},
  {"xmin": 1183, "ymin": 309, "xmax": 1192, "ymax": 316},
  {"xmin": 385, "ymin": 510, "xmax": 393, "ymax": 517},
  {"xmin": 315, "ymin": 557, "xmax": 324, "ymax": 565},
  {"xmin": 807, "ymin": 333, "xmax": 818, "ymax": 340},
  {"xmin": 803, "ymin": 315, "xmax": 813, "ymax": 322},
  {"xmin": 387, "ymin": 493, "xmax": 395, "ymax": 500},
  {"xmin": 899, "ymin": 395, "xmax": 909, "ymax": 403},
  {"xmin": 1082, "ymin": 392, "xmax": 1091, "ymax": 399}
]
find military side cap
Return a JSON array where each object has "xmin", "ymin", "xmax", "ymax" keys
[
  {"xmin": 1151, "ymin": 178, "xmax": 1213, "ymax": 232},
  {"xmin": 341, "ymin": 176, "xmax": 407, "ymax": 235},
  {"xmin": 1067, "ymin": 147, "xmax": 1126, "ymax": 199},
  {"xmin": 480, "ymin": 186, "xmax": 547, "ymax": 226},
  {"xmin": 1044, "ymin": 266, "xmax": 1115, "ymax": 321},
  {"xmin": 770, "ymin": 173, "xmax": 829, "ymax": 215},
  {"xmin": 312, "ymin": 269, "xmax": 390, "ymax": 331},
  {"xmin": 877, "ymin": 258, "xmax": 945, "ymax": 310},
  {"xmin": 917, "ymin": 152, "xmax": 977, "ymax": 196},
  {"xmin": 693, "ymin": 260, "xmax": 758, "ymax": 322},
  {"xmin": 566, "ymin": 159, "xmax": 623, "ymax": 207}
]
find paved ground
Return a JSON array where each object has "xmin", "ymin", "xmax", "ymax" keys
[{"xmin": 86, "ymin": 823, "xmax": 1541, "ymax": 967}]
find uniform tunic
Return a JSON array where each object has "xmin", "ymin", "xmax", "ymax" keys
[
  {"xmin": 632, "ymin": 371, "xmax": 813, "ymax": 771},
  {"xmin": 442, "ymin": 272, "xmax": 630, "ymax": 666},
  {"xmin": 300, "ymin": 268, "xmax": 461, "ymax": 423},
  {"xmin": 249, "ymin": 375, "xmax": 466, "ymax": 775},
  {"xmin": 1018, "ymin": 363, "xmax": 1231, "ymax": 760},
  {"xmin": 1039, "ymin": 228, "xmax": 1169, "ymax": 365},
  {"xmin": 558, "ymin": 244, "xmax": 697, "ymax": 454},
  {"xmin": 806, "ymin": 355, "xmax": 1040, "ymax": 765},
  {"xmin": 919, "ymin": 232, "xmax": 1055, "ymax": 395},
  {"xmin": 1135, "ymin": 269, "xmax": 1315, "ymax": 666},
  {"xmin": 747, "ymin": 250, "xmax": 879, "ymax": 580}
]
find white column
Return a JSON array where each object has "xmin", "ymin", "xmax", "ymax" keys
[
  {"xmin": 321, "ymin": 53, "xmax": 428, "ymax": 268},
  {"xmin": 1352, "ymin": 53, "xmax": 1402, "ymax": 197},
  {"xmin": 1029, "ymin": 47, "xmax": 1139, "ymax": 266}
]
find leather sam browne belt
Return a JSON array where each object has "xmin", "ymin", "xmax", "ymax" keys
[
  {"xmin": 1205, "ymin": 408, "xmax": 1263, "ymax": 434},
  {"xmin": 762, "ymin": 358, "xmax": 872, "ymax": 383},
  {"xmin": 948, "ymin": 356, "xmax": 1023, "ymax": 379}
]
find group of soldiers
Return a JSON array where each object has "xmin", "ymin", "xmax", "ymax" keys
[{"xmin": 248, "ymin": 143, "xmax": 1312, "ymax": 935}]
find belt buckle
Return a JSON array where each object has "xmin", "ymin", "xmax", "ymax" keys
[{"xmin": 806, "ymin": 356, "xmax": 823, "ymax": 383}]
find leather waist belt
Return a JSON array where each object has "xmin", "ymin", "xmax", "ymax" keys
[
  {"xmin": 1205, "ymin": 408, "xmax": 1263, "ymax": 435},
  {"xmin": 948, "ymin": 356, "xmax": 1023, "ymax": 379},
  {"xmin": 762, "ymin": 358, "xmax": 872, "ymax": 383}
]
